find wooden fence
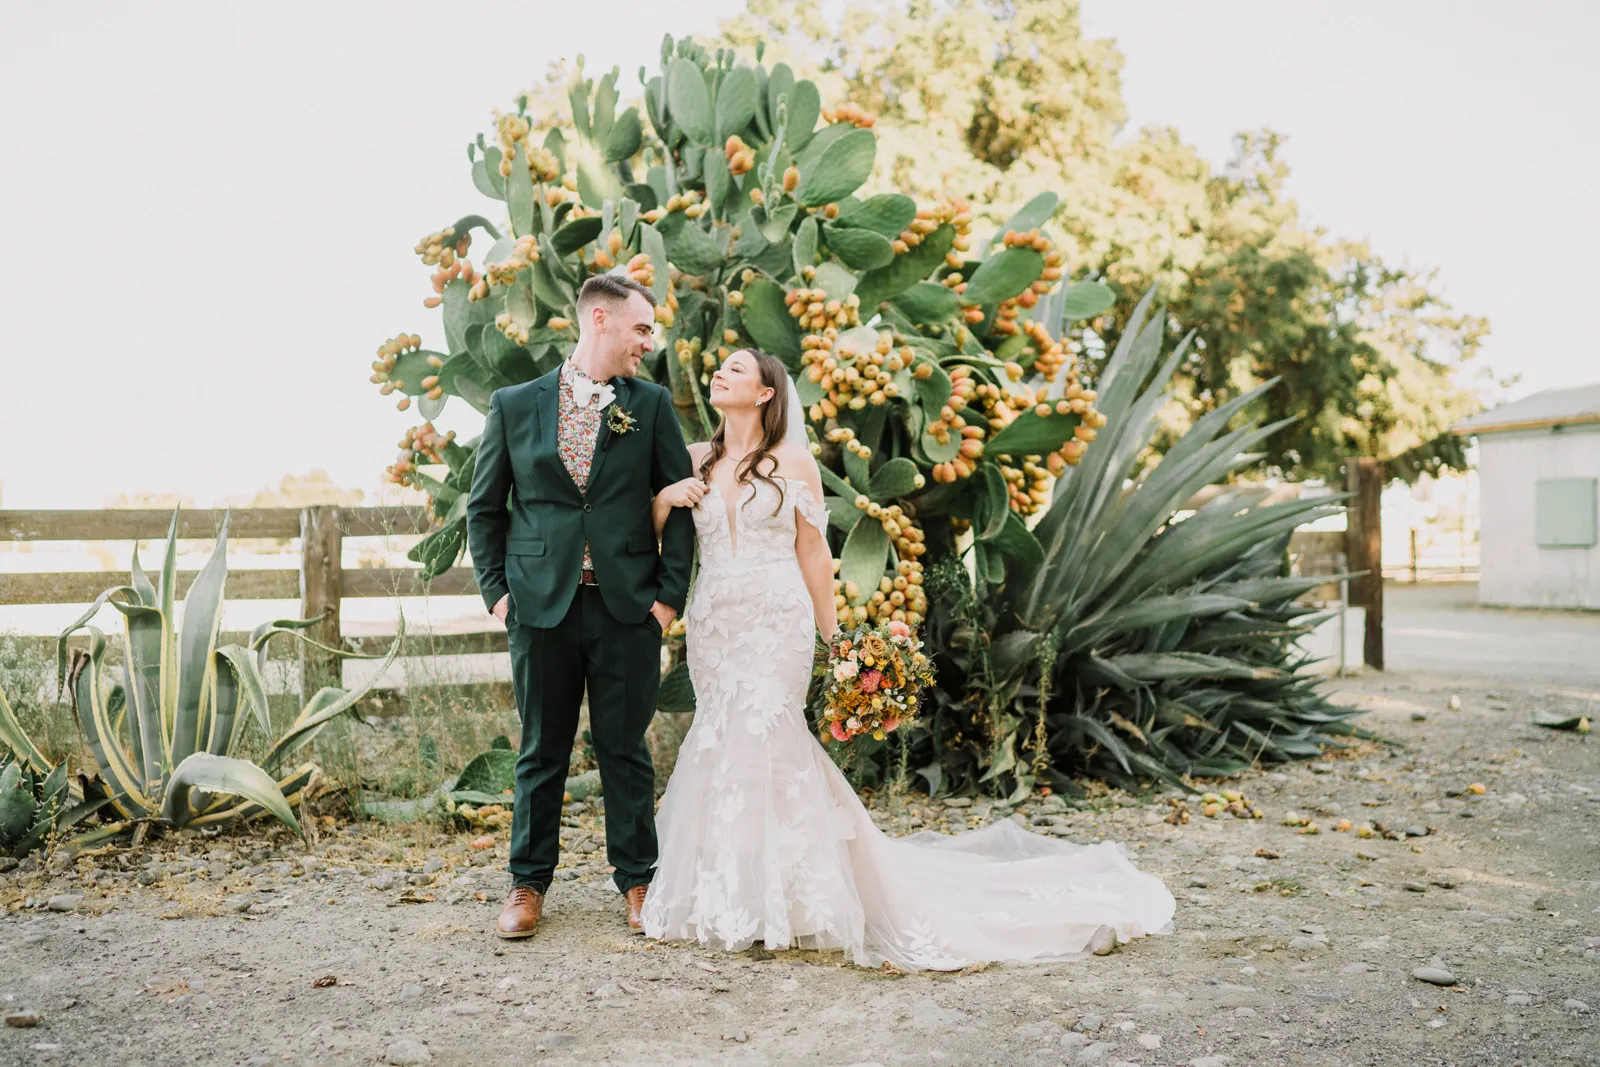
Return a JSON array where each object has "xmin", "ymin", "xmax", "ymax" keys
[
  {"xmin": 2, "ymin": 504, "xmax": 1361, "ymax": 696},
  {"xmin": 0, "ymin": 507, "xmax": 502, "ymax": 695}
]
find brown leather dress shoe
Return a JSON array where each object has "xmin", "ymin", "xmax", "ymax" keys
[
  {"xmin": 496, "ymin": 886, "xmax": 543, "ymax": 939},
  {"xmin": 625, "ymin": 884, "xmax": 648, "ymax": 933}
]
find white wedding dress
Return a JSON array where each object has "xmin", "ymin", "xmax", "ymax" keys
[{"xmin": 641, "ymin": 475, "xmax": 1176, "ymax": 970}]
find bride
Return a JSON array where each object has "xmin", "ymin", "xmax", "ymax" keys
[{"xmin": 639, "ymin": 348, "xmax": 1175, "ymax": 970}]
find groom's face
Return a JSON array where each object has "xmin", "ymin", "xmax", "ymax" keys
[{"xmin": 596, "ymin": 292, "xmax": 658, "ymax": 379}]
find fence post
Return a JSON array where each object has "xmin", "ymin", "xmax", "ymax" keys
[
  {"xmin": 1344, "ymin": 459, "xmax": 1384, "ymax": 670},
  {"xmin": 1410, "ymin": 527, "xmax": 1418, "ymax": 584},
  {"xmin": 299, "ymin": 505, "xmax": 343, "ymax": 696}
]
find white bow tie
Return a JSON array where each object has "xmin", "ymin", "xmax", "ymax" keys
[{"xmin": 571, "ymin": 374, "xmax": 615, "ymax": 410}]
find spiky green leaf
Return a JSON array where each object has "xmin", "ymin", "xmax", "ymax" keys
[{"xmin": 163, "ymin": 752, "xmax": 301, "ymax": 836}]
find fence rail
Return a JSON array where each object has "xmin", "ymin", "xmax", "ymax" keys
[
  {"xmin": 3, "ymin": 505, "xmax": 1362, "ymax": 689},
  {"xmin": 0, "ymin": 506, "xmax": 490, "ymax": 693}
]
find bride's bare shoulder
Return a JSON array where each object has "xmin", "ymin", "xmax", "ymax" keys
[
  {"xmin": 687, "ymin": 441, "xmax": 712, "ymax": 464},
  {"xmin": 771, "ymin": 442, "xmax": 821, "ymax": 485}
]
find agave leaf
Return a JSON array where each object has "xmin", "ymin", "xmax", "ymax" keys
[
  {"xmin": 129, "ymin": 541, "xmax": 157, "ymax": 608},
  {"xmin": 1068, "ymin": 594, "xmax": 1254, "ymax": 647},
  {"xmin": 154, "ymin": 508, "xmax": 178, "ymax": 629},
  {"xmin": 1064, "ymin": 714, "xmax": 1133, "ymax": 775},
  {"xmin": 261, "ymin": 620, "xmax": 404, "ymax": 774},
  {"xmin": 56, "ymin": 584, "xmax": 139, "ymax": 697},
  {"xmin": 163, "ymin": 752, "xmax": 301, "ymax": 837},
  {"xmin": 213, "ymin": 645, "xmax": 272, "ymax": 747},
  {"xmin": 1207, "ymin": 575, "xmax": 1340, "ymax": 605},
  {"xmin": 1157, "ymin": 378, "xmax": 1279, "ymax": 474},
  {"xmin": 1073, "ymin": 412, "xmax": 1284, "ymax": 607},
  {"xmin": 174, "ymin": 512, "xmax": 230, "ymax": 769},
  {"xmin": 109, "ymin": 600, "xmax": 169, "ymax": 786},
  {"xmin": 1105, "ymin": 652, "xmax": 1280, "ymax": 682},
  {"xmin": 203, "ymin": 642, "xmax": 244, "ymax": 759},
  {"xmin": 247, "ymin": 615, "xmax": 325, "ymax": 677},
  {"xmin": 1115, "ymin": 497, "xmax": 1338, "ymax": 604},
  {"xmin": 990, "ymin": 630, "xmax": 1043, "ymax": 671},
  {"xmin": 186, "ymin": 763, "xmax": 318, "ymax": 829},
  {"xmin": 1024, "ymin": 293, "xmax": 1162, "ymax": 620},
  {"xmin": 0, "ymin": 681, "xmax": 50, "ymax": 773},
  {"xmin": 67, "ymin": 639, "xmax": 152, "ymax": 819}
]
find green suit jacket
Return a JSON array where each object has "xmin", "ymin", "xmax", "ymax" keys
[{"xmin": 466, "ymin": 368, "xmax": 695, "ymax": 629}]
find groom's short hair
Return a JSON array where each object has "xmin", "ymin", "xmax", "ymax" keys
[{"xmin": 577, "ymin": 273, "xmax": 656, "ymax": 314}]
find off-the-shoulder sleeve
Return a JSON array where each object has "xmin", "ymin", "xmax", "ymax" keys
[{"xmin": 791, "ymin": 480, "xmax": 830, "ymax": 534}]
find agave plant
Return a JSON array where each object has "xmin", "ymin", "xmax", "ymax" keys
[
  {"xmin": 909, "ymin": 291, "xmax": 1369, "ymax": 796},
  {"xmin": 0, "ymin": 689, "xmax": 111, "ymax": 857},
  {"xmin": 10, "ymin": 511, "xmax": 406, "ymax": 839}
]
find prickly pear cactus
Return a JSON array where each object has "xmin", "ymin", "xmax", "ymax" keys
[{"xmin": 374, "ymin": 37, "xmax": 1117, "ymax": 626}]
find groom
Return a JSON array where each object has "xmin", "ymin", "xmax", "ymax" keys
[{"xmin": 466, "ymin": 273, "xmax": 695, "ymax": 939}]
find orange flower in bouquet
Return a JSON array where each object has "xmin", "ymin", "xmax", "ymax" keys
[{"xmin": 816, "ymin": 619, "xmax": 935, "ymax": 744}]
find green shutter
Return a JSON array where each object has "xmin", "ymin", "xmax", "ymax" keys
[{"xmin": 1534, "ymin": 478, "xmax": 1598, "ymax": 548}]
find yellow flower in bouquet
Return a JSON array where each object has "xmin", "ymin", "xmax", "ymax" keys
[{"xmin": 816, "ymin": 619, "xmax": 935, "ymax": 744}]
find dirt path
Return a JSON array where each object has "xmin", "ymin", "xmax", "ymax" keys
[{"xmin": 2, "ymin": 669, "xmax": 1597, "ymax": 1067}]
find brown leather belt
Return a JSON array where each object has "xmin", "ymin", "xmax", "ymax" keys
[{"xmin": 578, "ymin": 570, "xmax": 599, "ymax": 586}]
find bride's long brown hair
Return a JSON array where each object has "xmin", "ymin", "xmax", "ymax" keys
[{"xmin": 697, "ymin": 349, "xmax": 791, "ymax": 516}]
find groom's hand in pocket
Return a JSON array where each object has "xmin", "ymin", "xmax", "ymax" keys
[
  {"xmin": 649, "ymin": 600, "xmax": 676, "ymax": 634},
  {"xmin": 492, "ymin": 594, "xmax": 510, "ymax": 624}
]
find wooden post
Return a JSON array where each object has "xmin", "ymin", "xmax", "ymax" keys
[
  {"xmin": 1344, "ymin": 459, "xmax": 1384, "ymax": 670},
  {"xmin": 1410, "ymin": 527, "xmax": 1419, "ymax": 584},
  {"xmin": 299, "ymin": 506, "xmax": 343, "ymax": 696}
]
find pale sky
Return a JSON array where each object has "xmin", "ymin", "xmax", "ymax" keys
[{"xmin": 3, "ymin": 1, "xmax": 1594, "ymax": 510}]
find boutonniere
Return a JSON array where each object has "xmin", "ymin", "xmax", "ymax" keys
[{"xmin": 606, "ymin": 406, "xmax": 638, "ymax": 436}]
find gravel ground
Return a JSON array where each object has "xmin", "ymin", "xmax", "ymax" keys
[{"xmin": 1, "ymin": 669, "xmax": 1596, "ymax": 1067}]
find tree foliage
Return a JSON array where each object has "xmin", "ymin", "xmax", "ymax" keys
[{"xmin": 718, "ymin": 0, "xmax": 1493, "ymax": 483}]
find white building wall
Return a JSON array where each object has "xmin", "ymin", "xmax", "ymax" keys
[{"xmin": 1477, "ymin": 426, "xmax": 1600, "ymax": 609}]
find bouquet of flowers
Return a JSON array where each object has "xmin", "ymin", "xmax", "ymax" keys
[{"xmin": 816, "ymin": 620, "xmax": 935, "ymax": 744}]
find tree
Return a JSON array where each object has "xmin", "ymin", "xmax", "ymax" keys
[{"xmin": 717, "ymin": 0, "xmax": 1493, "ymax": 483}]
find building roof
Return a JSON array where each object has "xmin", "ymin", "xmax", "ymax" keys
[{"xmin": 1452, "ymin": 383, "xmax": 1600, "ymax": 436}]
